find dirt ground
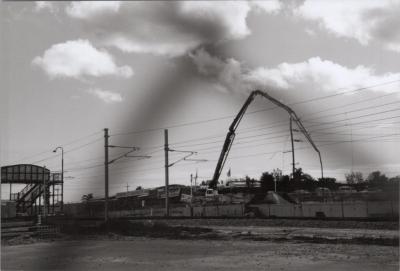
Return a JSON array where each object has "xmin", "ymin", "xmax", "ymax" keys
[
  {"xmin": 2, "ymin": 238, "xmax": 399, "ymax": 271},
  {"xmin": 150, "ymin": 218, "xmax": 399, "ymax": 230}
]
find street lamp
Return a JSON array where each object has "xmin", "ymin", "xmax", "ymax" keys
[{"xmin": 53, "ymin": 146, "xmax": 64, "ymax": 212}]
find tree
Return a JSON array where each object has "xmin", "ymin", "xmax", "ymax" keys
[
  {"xmin": 136, "ymin": 186, "xmax": 143, "ymax": 190},
  {"xmin": 389, "ymin": 176, "xmax": 400, "ymax": 184},
  {"xmin": 388, "ymin": 176, "xmax": 400, "ymax": 194},
  {"xmin": 345, "ymin": 171, "xmax": 363, "ymax": 185},
  {"xmin": 277, "ymin": 175, "xmax": 290, "ymax": 192},
  {"xmin": 81, "ymin": 193, "xmax": 93, "ymax": 202},
  {"xmin": 245, "ymin": 175, "xmax": 251, "ymax": 188},
  {"xmin": 245, "ymin": 175, "xmax": 257, "ymax": 189},
  {"xmin": 367, "ymin": 171, "xmax": 388, "ymax": 188},
  {"xmin": 292, "ymin": 168, "xmax": 303, "ymax": 181},
  {"xmin": 318, "ymin": 177, "xmax": 337, "ymax": 190},
  {"xmin": 292, "ymin": 168, "xmax": 315, "ymax": 182},
  {"xmin": 260, "ymin": 172, "xmax": 274, "ymax": 191}
]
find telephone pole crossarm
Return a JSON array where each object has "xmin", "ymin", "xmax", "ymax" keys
[
  {"xmin": 108, "ymin": 146, "xmax": 141, "ymax": 164},
  {"xmin": 167, "ymin": 149, "xmax": 207, "ymax": 167},
  {"xmin": 104, "ymin": 130, "xmax": 152, "ymax": 222},
  {"xmin": 168, "ymin": 150, "xmax": 196, "ymax": 167}
]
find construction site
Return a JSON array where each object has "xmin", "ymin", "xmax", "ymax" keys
[
  {"xmin": 2, "ymin": 90, "xmax": 398, "ymax": 220},
  {"xmin": 2, "ymin": 1, "xmax": 400, "ymax": 270},
  {"xmin": 2, "ymin": 90, "xmax": 399, "ymax": 271}
]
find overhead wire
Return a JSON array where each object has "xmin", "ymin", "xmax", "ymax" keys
[
  {"xmin": 23, "ymin": 79, "xmax": 400, "ymax": 181},
  {"xmin": 109, "ymin": 79, "xmax": 400, "ymax": 137}
]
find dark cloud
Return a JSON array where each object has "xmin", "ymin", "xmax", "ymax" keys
[
  {"xmin": 67, "ymin": 2, "xmax": 252, "ymax": 57},
  {"xmin": 364, "ymin": 3, "xmax": 400, "ymax": 51}
]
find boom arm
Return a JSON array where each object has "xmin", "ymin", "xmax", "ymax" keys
[{"xmin": 209, "ymin": 90, "xmax": 323, "ymax": 189}]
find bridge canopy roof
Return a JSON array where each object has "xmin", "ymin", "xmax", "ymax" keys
[{"xmin": 1, "ymin": 164, "xmax": 50, "ymax": 184}]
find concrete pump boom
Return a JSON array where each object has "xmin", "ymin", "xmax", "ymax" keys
[{"xmin": 209, "ymin": 90, "xmax": 324, "ymax": 189}]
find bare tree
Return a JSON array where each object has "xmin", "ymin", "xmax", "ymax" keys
[{"xmin": 345, "ymin": 171, "xmax": 364, "ymax": 185}]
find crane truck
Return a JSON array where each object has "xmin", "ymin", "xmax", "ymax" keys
[{"xmin": 208, "ymin": 90, "xmax": 323, "ymax": 190}]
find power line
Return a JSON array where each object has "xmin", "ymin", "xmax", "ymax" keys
[
  {"xmin": 110, "ymin": 79, "xmax": 400, "ymax": 137},
  {"xmin": 10, "ymin": 130, "xmax": 103, "ymax": 164},
  {"xmin": 31, "ymin": 137, "xmax": 103, "ymax": 165},
  {"xmin": 25, "ymin": 83, "xmax": 400, "ymax": 173},
  {"xmin": 65, "ymin": 121, "xmax": 400, "ymax": 175},
  {"xmin": 66, "ymin": 136, "xmax": 400, "ymax": 189},
  {"xmin": 69, "ymin": 131, "xmax": 400, "ymax": 180},
  {"xmin": 20, "ymin": 84, "xmax": 399, "ymax": 168},
  {"xmin": 64, "ymin": 113, "xmax": 400, "ymax": 173},
  {"xmin": 168, "ymin": 98, "xmax": 400, "ymax": 148},
  {"xmin": 170, "ymin": 109, "xmax": 400, "ymax": 151}
]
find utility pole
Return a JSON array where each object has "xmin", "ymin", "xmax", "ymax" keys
[
  {"xmin": 104, "ymin": 128, "xmax": 109, "ymax": 222},
  {"xmin": 163, "ymin": 132, "xmax": 204, "ymax": 217},
  {"xmin": 103, "ymin": 136, "xmax": 149, "ymax": 222},
  {"xmin": 289, "ymin": 116, "xmax": 295, "ymax": 180},
  {"xmin": 195, "ymin": 169, "xmax": 198, "ymax": 191},
  {"xmin": 52, "ymin": 177, "xmax": 55, "ymax": 214},
  {"xmin": 164, "ymin": 129, "xmax": 169, "ymax": 217},
  {"xmin": 53, "ymin": 147, "xmax": 64, "ymax": 212},
  {"xmin": 126, "ymin": 183, "xmax": 130, "ymax": 192},
  {"xmin": 43, "ymin": 166, "xmax": 47, "ymax": 217},
  {"xmin": 61, "ymin": 150, "xmax": 64, "ymax": 212},
  {"xmin": 190, "ymin": 174, "xmax": 193, "ymax": 197}
]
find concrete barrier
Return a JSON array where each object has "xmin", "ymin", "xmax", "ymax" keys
[
  {"xmin": 63, "ymin": 200, "xmax": 398, "ymax": 219},
  {"xmin": 252, "ymin": 201, "xmax": 399, "ymax": 218}
]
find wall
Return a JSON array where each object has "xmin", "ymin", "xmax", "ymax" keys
[
  {"xmin": 192, "ymin": 204, "xmax": 244, "ymax": 217},
  {"xmin": 252, "ymin": 201, "xmax": 398, "ymax": 218},
  {"xmin": 63, "ymin": 200, "xmax": 399, "ymax": 219}
]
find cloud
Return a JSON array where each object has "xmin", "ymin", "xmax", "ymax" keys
[
  {"xmin": 35, "ymin": 2, "xmax": 55, "ymax": 12},
  {"xmin": 189, "ymin": 48, "xmax": 243, "ymax": 92},
  {"xmin": 32, "ymin": 39, "xmax": 133, "ymax": 79},
  {"xmin": 246, "ymin": 57, "xmax": 400, "ymax": 93},
  {"xmin": 179, "ymin": 1, "xmax": 251, "ymax": 40},
  {"xmin": 190, "ymin": 49, "xmax": 400, "ymax": 95},
  {"xmin": 86, "ymin": 88, "xmax": 123, "ymax": 103},
  {"xmin": 66, "ymin": 1, "xmax": 121, "ymax": 19},
  {"xmin": 296, "ymin": 0, "xmax": 400, "ymax": 53},
  {"xmin": 250, "ymin": 0, "xmax": 282, "ymax": 14},
  {"xmin": 62, "ymin": 1, "xmax": 278, "ymax": 57}
]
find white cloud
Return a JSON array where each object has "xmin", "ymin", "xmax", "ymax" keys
[
  {"xmin": 32, "ymin": 39, "xmax": 133, "ymax": 79},
  {"xmin": 62, "ymin": 1, "xmax": 277, "ymax": 57},
  {"xmin": 86, "ymin": 88, "xmax": 123, "ymax": 103},
  {"xmin": 190, "ymin": 49, "xmax": 400, "ymax": 95},
  {"xmin": 296, "ymin": 0, "xmax": 400, "ymax": 53},
  {"xmin": 66, "ymin": 1, "xmax": 121, "ymax": 19},
  {"xmin": 250, "ymin": 0, "xmax": 282, "ymax": 14},
  {"xmin": 304, "ymin": 28, "xmax": 316, "ymax": 36},
  {"xmin": 245, "ymin": 57, "xmax": 400, "ymax": 93},
  {"xmin": 35, "ymin": 2, "xmax": 55, "ymax": 12},
  {"xmin": 102, "ymin": 35, "xmax": 200, "ymax": 58}
]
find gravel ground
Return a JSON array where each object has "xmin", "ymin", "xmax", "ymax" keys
[
  {"xmin": 140, "ymin": 218, "xmax": 399, "ymax": 230},
  {"xmin": 2, "ymin": 238, "xmax": 399, "ymax": 271},
  {"xmin": 3, "ymin": 218, "xmax": 398, "ymax": 270}
]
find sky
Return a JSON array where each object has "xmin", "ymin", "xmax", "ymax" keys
[{"xmin": 1, "ymin": 1, "xmax": 400, "ymax": 202}]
